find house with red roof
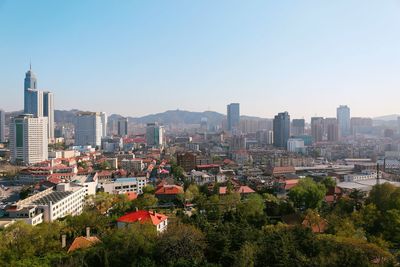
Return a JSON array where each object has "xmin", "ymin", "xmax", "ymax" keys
[
  {"xmin": 117, "ymin": 210, "xmax": 168, "ymax": 233},
  {"xmin": 219, "ymin": 185, "xmax": 256, "ymax": 196},
  {"xmin": 155, "ymin": 184, "xmax": 184, "ymax": 202}
]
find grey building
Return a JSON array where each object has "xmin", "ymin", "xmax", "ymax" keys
[
  {"xmin": 291, "ymin": 119, "xmax": 305, "ymax": 136},
  {"xmin": 227, "ymin": 103, "xmax": 240, "ymax": 132},
  {"xmin": 273, "ymin": 112, "xmax": 290, "ymax": 149},
  {"xmin": 118, "ymin": 117, "xmax": 128, "ymax": 136},
  {"xmin": 23, "ymin": 67, "xmax": 54, "ymax": 141},
  {"xmin": 337, "ymin": 105, "xmax": 351, "ymax": 138}
]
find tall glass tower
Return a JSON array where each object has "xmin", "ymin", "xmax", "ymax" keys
[
  {"xmin": 24, "ymin": 65, "xmax": 38, "ymax": 113},
  {"xmin": 227, "ymin": 103, "xmax": 240, "ymax": 132}
]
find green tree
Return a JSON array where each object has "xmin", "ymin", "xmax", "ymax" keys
[
  {"xmin": 156, "ymin": 224, "xmax": 206, "ymax": 265},
  {"xmin": 133, "ymin": 193, "xmax": 158, "ymax": 209},
  {"xmin": 288, "ymin": 178, "xmax": 326, "ymax": 210}
]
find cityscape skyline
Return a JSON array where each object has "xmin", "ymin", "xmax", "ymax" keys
[{"xmin": 1, "ymin": 1, "xmax": 400, "ymax": 119}]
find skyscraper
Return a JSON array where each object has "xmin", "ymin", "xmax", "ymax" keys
[
  {"xmin": 146, "ymin": 123, "xmax": 165, "ymax": 148},
  {"xmin": 0, "ymin": 109, "xmax": 5, "ymax": 142},
  {"xmin": 273, "ymin": 112, "xmax": 290, "ymax": 149},
  {"xmin": 325, "ymin": 118, "xmax": 339, "ymax": 142},
  {"xmin": 291, "ymin": 119, "xmax": 305, "ymax": 136},
  {"xmin": 118, "ymin": 117, "xmax": 128, "ymax": 136},
  {"xmin": 227, "ymin": 103, "xmax": 240, "ymax": 132},
  {"xmin": 23, "ymin": 67, "xmax": 54, "ymax": 141},
  {"xmin": 337, "ymin": 105, "xmax": 351, "ymax": 138},
  {"xmin": 9, "ymin": 114, "xmax": 48, "ymax": 164},
  {"xmin": 43, "ymin": 91, "xmax": 54, "ymax": 140},
  {"xmin": 75, "ymin": 112, "xmax": 103, "ymax": 147},
  {"xmin": 100, "ymin": 112, "xmax": 107, "ymax": 137},
  {"xmin": 24, "ymin": 65, "xmax": 37, "ymax": 113},
  {"xmin": 311, "ymin": 117, "xmax": 324, "ymax": 142}
]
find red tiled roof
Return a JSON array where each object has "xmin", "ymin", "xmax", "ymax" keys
[
  {"xmin": 155, "ymin": 185, "xmax": 184, "ymax": 195},
  {"xmin": 272, "ymin": 166, "xmax": 296, "ymax": 175},
  {"xmin": 284, "ymin": 179, "xmax": 299, "ymax": 190},
  {"xmin": 125, "ymin": 192, "xmax": 138, "ymax": 201},
  {"xmin": 68, "ymin": 236, "xmax": 101, "ymax": 253},
  {"xmin": 117, "ymin": 210, "xmax": 167, "ymax": 226},
  {"xmin": 219, "ymin": 186, "xmax": 255, "ymax": 195}
]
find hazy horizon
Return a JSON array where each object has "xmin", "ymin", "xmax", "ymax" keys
[{"xmin": 1, "ymin": 1, "xmax": 400, "ymax": 119}]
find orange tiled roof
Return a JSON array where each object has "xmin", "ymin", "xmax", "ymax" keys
[
  {"xmin": 67, "ymin": 236, "xmax": 101, "ymax": 253},
  {"xmin": 155, "ymin": 185, "xmax": 184, "ymax": 195}
]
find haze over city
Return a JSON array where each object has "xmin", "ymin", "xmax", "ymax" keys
[{"xmin": 1, "ymin": 1, "xmax": 400, "ymax": 119}]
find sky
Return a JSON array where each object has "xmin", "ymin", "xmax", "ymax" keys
[{"xmin": 1, "ymin": 1, "xmax": 400, "ymax": 120}]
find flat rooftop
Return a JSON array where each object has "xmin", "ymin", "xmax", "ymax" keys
[{"xmin": 32, "ymin": 191, "xmax": 73, "ymax": 205}]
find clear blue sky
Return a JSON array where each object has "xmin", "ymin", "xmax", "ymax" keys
[{"xmin": 1, "ymin": 0, "xmax": 400, "ymax": 120}]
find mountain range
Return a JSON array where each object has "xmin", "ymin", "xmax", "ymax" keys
[{"xmin": 5, "ymin": 109, "xmax": 399, "ymax": 126}]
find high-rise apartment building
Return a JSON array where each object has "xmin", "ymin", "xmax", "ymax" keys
[
  {"xmin": 227, "ymin": 103, "xmax": 240, "ymax": 132},
  {"xmin": 273, "ymin": 112, "xmax": 290, "ymax": 149},
  {"xmin": 118, "ymin": 117, "xmax": 128, "ymax": 136},
  {"xmin": 75, "ymin": 112, "xmax": 103, "ymax": 147},
  {"xmin": 100, "ymin": 112, "xmax": 107, "ymax": 137},
  {"xmin": 146, "ymin": 123, "xmax": 165, "ymax": 148},
  {"xmin": 291, "ymin": 119, "xmax": 305, "ymax": 136},
  {"xmin": 337, "ymin": 105, "xmax": 351, "ymax": 138},
  {"xmin": 325, "ymin": 118, "xmax": 339, "ymax": 142},
  {"xmin": 10, "ymin": 114, "xmax": 48, "ymax": 164},
  {"xmin": 23, "ymin": 67, "xmax": 54, "ymax": 141},
  {"xmin": 43, "ymin": 91, "xmax": 54, "ymax": 140},
  {"xmin": 0, "ymin": 109, "xmax": 5, "ymax": 142},
  {"xmin": 311, "ymin": 117, "xmax": 324, "ymax": 142}
]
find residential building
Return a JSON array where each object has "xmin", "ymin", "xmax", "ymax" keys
[
  {"xmin": 311, "ymin": 117, "xmax": 324, "ymax": 142},
  {"xmin": 227, "ymin": 103, "xmax": 240, "ymax": 132},
  {"xmin": 273, "ymin": 112, "xmax": 290, "ymax": 149},
  {"xmin": 155, "ymin": 184, "xmax": 184, "ymax": 201},
  {"xmin": 100, "ymin": 112, "xmax": 107, "ymax": 137},
  {"xmin": 117, "ymin": 210, "xmax": 168, "ymax": 233},
  {"xmin": 337, "ymin": 105, "xmax": 351, "ymax": 138},
  {"xmin": 291, "ymin": 119, "xmax": 305, "ymax": 136},
  {"xmin": 118, "ymin": 117, "xmax": 128, "ymax": 136},
  {"xmin": 43, "ymin": 91, "xmax": 54, "ymax": 140},
  {"xmin": 75, "ymin": 112, "xmax": 103, "ymax": 147},
  {"xmin": 9, "ymin": 114, "xmax": 48, "ymax": 165},
  {"xmin": 325, "ymin": 118, "xmax": 339, "ymax": 142},
  {"xmin": 0, "ymin": 109, "xmax": 5, "ymax": 142},
  {"xmin": 287, "ymin": 138, "xmax": 305, "ymax": 153}
]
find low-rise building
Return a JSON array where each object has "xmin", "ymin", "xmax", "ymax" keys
[
  {"xmin": 98, "ymin": 177, "xmax": 146, "ymax": 194},
  {"xmin": 117, "ymin": 210, "xmax": 168, "ymax": 233}
]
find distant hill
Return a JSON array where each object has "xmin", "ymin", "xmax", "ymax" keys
[
  {"xmin": 373, "ymin": 114, "xmax": 399, "ymax": 121},
  {"xmin": 6, "ymin": 109, "xmax": 269, "ymax": 126}
]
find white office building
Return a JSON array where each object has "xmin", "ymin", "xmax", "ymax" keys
[
  {"xmin": 98, "ymin": 177, "xmax": 147, "ymax": 195},
  {"xmin": 43, "ymin": 91, "xmax": 54, "ymax": 140},
  {"xmin": 100, "ymin": 112, "xmax": 107, "ymax": 137},
  {"xmin": 287, "ymin": 138, "xmax": 305, "ymax": 153},
  {"xmin": 75, "ymin": 112, "xmax": 103, "ymax": 147},
  {"xmin": 6, "ymin": 182, "xmax": 85, "ymax": 226},
  {"xmin": 9, "ymin": 114, "xmax": 48, "ymax": 165}
]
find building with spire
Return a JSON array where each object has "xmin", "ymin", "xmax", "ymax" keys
[{"xmin": 23, "ymin": 65, "xmax": 54, "ymax": 141}]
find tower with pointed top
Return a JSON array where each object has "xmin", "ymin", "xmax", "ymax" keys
[{"xmin": 23, "ymin": 65, "xmax": 55, "ymax": 141}]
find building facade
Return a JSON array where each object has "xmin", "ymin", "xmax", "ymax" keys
[
  {"xmin": 146, "ymin": 123, "xmax": 165, "ymax": 148},
  {"xmin": 227, "ymin": 103, "xmax": 240, "ymax": 132},
  {"xmin": 9, "ymin": 114, "xmax": 48, "ymax": 165},
  {"xmin": 118, "ymin": 117, "xmax": 128, "ymax": 136},
  {"xmin": 75, "ymin": 112, "xmax": 103, "ymax": 147},
  {"xmin": 337, "ymin": 105, "xmax": 351, "ymax": 138},
  {"xmin": 273, "ymin": 112, "xmax": 290, "ymax": 149}
]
